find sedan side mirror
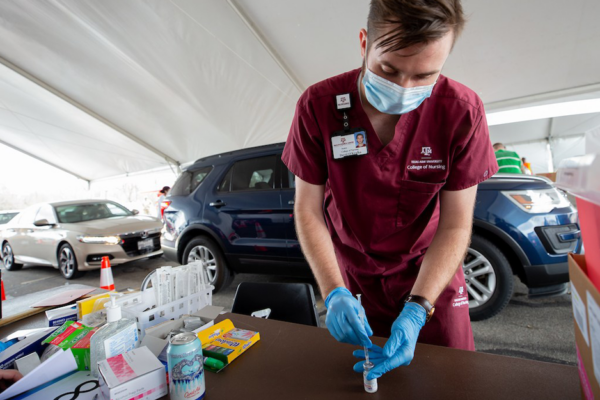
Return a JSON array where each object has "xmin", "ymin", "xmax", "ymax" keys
[
  {"xmin": 33, "ymin": 219, "xmax": 54, "ymax": 227},
  {"xmin": 132, "ymin": 210, "xmax": 140, "ymax": 215}
]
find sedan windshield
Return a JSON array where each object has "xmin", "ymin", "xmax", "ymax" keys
[{"xmin": 55, "ymin": 202, "xmax": 132, "ymax": 223}]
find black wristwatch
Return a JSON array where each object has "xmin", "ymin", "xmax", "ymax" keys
[{"xmin": 405, "ymin": 294, "xmax": 435, "ymax": 322}]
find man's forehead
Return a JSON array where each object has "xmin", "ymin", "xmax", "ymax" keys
[{"xmin": 371, "ymin": 31, "xmax": 453, "ymax": 58}]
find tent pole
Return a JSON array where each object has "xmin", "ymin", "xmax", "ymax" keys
[
  {"xmin": 486, "ymin": 82, "xmax": 600, "ymax": 112},
  {"xmin": 0, "ymin": 56, "xmax": 181, "ymax": 171},
  {"xmin": 0, "ymin": 138, "xmax": 90, "ymax": 184},
  {"xmin": 547, "ymin": 118, "xmax": 555, "ymax": 172}
]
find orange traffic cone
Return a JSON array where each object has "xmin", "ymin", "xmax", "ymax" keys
[{"xmin": 100, "ymin": 256, "xmax": 115, "ymax": 291}]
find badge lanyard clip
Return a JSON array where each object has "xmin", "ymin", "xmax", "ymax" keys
[
  {"xmin": 335, "ymin": 93, "xmax": 352, "ymax": 133},
  {"xmin": 343, "ymin": 112, "xmax": 350, "ymax": 133}
]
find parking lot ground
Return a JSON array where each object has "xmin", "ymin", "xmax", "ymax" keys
[{"xmin": 1, "ymin": 255, "xmax": 576, "ymax": 366}]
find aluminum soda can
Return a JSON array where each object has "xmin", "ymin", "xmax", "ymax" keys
[{"xmin": 167, "ymin": 332, "xmax": 205, "ymax": 400}]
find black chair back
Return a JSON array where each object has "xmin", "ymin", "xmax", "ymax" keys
[{"xmin": 231, "ymin": 282, "xmax": 319, "ymax": 327}]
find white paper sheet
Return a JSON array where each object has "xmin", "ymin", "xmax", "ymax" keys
[
  {"xmin": 16, "ymin": 371, "xmax": 99, "ymax": 400},
  {"xmin": 0, "ymin": 348, "xmax": 78, "ymax": 400}
]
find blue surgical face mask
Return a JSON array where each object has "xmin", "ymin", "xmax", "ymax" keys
[{"xmin": 362, "ymin": 45, "xmax": 436, "ymax": 115}]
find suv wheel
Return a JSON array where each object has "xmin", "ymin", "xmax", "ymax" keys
[
  {"xmin": 464, "ymin": 234, "xmax": 514, "ymax": 321},
  {"xmin": 58, "ymin": 243, "xmax": 83, "ymax": 279},
  {"xmin": 2, "ymin": 242, "xmax": 23, "ymax": 271},
  {"xmin": 183, "ymin": 236, "xmax": 233, "ymax": 293}
]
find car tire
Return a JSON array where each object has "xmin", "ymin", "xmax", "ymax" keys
[
  {"xmin": 2, "ymin": 242, "xmax": 23, "ymax": 271},
  {"xmin": 464, "ymin": 234, "xmax": 514, "ymax": 321},
  {"xmin": 183, "ymin": 236, "xmax": 233, "ymax": 293},
  {"xmin": 58, "ymin": 243, "xmax": 83, "ymax": 280}
]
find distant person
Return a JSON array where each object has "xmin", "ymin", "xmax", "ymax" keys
[
  {"xmin": 522, "ymin": 157, "xmax": 533, "ymax": 175},
  {"xmin": 157, "ymin": 186, "xmax": 170, "ymax": 220},
  {"xmin": 493, "ymin": 143, "xmax": 523, "ymax": 174}
]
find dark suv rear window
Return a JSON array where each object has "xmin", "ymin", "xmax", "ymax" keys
[
  {"xmin": 171, "ymin": 167, "xmax": 212, "ymax": 196},
  {"xmin": 219, "ymin": 156, "xmax": 277, "ymax": 192}
]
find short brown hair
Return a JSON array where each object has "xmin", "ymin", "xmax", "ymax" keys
[{"xmin": 367, "ymin": 0, "xmax": 466, "ymax": 53}]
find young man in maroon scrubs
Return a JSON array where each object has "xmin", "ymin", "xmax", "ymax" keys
[{"xmin": 282, "ymin": 0, "xmax": 499, "ymax": 381}]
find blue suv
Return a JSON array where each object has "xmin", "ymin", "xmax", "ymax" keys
[{"xmin": 161, "ymin": 143, "xmax": 582, "ymax": 320}]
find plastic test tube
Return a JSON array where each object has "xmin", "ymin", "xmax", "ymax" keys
[{"xmin": 357, "ymin": 294, "xmax": 378, "ymax": 393}]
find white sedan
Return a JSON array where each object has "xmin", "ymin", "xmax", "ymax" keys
[{"xmin": 1, "ymin": 200, "xmax": 163, "ymax": 279}]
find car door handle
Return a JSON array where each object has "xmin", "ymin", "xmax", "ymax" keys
[
  {"xmin": 288, "ymin": 200, "xmax": 295, "ymax": 205},
  {"xmin": 558, "ymin": 230, "xmax": 581, "ymax": 242},
  {"xmin": 209, "ymin": 200, "xmax": 227, "ymax": 208}
]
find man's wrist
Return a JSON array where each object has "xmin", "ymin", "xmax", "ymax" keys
[{"xmin": 324, "ymin": 287, "xmax": 351, "ymax": 309}]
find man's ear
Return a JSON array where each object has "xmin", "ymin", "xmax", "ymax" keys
[{"xmin": 359, "ymin": 28, "xmax": 368, "ymax": 59}]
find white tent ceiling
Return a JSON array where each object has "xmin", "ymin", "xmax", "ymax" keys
[{"xmin": 0, "ymin": 0, "xmax": 598, "ymax": 182}]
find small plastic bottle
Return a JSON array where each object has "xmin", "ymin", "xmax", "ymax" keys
[
  {"xmin": 89, "ymin": 293, "xmax": 139, "ymax": 377},
  {"xmin": 363, "ymin": 361, "xmax": 378, "ymax": 393}
]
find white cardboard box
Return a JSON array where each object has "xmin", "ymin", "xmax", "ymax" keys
[
  {"xmin": 140, "ymin": 305, "xmax": 223, "ymax": 359},
  {"xmin": 98, "ymin": 346, "xmax": 167, "ymax": 400}
]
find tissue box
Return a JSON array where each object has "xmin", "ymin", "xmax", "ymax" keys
[{"xmin": 98, "ymin": 346, "xmax": 167, "ymax": 400}]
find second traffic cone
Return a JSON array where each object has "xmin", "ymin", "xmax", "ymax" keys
[{"xmin": 100, "ymin": 256, "xmax": 115, "ymax": 291}]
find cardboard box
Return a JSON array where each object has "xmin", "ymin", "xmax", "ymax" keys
[
  {"xmin": 0, "ymin": 327, "xmax": 57, "ymax": 369},
  {"xmin": 140, "ymin": 305, "xmax": 222, "ymax": 360},
  {"xmin": 98, "ymin": 346, "xmax": 167, "ymax": 400},
  {"xmin": 45, "ymin": 304, "xmax": 78, "ymax": 327},
  {"xmin": 569, "ymin": 253, "xmax": 600, "ymax": 398},
  {"xmin": 197, "ymin": 319, "xmax": 260, "ymax": 372},
  {"xmin": 537, "ymin": 172, "xmax": 557, "ymax": 182}
]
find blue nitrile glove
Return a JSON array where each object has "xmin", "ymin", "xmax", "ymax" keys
[
  {"xmin": 325, "ymin": 287, "xmax": 373, "ymax": 347},
  {"xmin": 352, "ymin": 302, "xmax": 426, "ymax": 380}
]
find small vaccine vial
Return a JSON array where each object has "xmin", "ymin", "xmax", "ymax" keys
[{"xmin": 363, "ymin": 361, "xmax": 378, "ymax": 393}]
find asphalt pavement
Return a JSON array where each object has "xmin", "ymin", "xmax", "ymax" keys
[{"xmin": 1, "ymin": 255, "xmax": 576, "ymax": 365}]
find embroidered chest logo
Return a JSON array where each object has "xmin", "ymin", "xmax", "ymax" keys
[{"xmin": 408, "ymin": 146, "xmax": 446, "ymax": 172}]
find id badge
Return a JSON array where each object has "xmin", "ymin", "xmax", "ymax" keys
[{"xmin": 331, "ymin": 128, "xmax": 369, "ymax": 160}]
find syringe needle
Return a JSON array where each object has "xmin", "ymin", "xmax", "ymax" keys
[{"xmin": 356, "ymin": 294, "xmax": 370, "ymax": 364}]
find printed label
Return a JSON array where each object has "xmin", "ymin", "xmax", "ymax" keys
[
  {"xmin": 170, "ymin": 353, "xmax": 205, "ymax": 400},
  {"xmin": 586, "ymin": 292, "xmax": 600, "ymax": 386},
  {"xmin": 571, "ymin": 282, "xmax": 589, "ymax": 346},
  {"xmin": 103, "ymin": 323, "xmax": 139, "ymax": 359}
]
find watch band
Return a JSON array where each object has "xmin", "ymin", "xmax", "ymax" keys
[{"xmin": 405, "ymin": 294, "xmax": 435, "ymax": 322}]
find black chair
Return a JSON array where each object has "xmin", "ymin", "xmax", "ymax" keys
[{"xmin": 231, "ymin": 282, "xmax": 320, "ymax": 327}]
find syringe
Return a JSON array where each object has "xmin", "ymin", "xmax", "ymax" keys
[
  {"xmin": 357, "ymin": 294, "xmax": 377, "ymax": 393},
  {"xmin": 356, "ymin": 294, "xmax": 369, "ymax": 364}
]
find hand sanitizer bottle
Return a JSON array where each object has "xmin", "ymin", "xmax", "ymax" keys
[{"xmin": 90, "ymin": 293, "xmax": 139, "ymax": 377}]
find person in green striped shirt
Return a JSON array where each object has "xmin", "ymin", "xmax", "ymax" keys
[{"xmin": 493, "ymin": 143, "xmax": 525, "ymax": 174}]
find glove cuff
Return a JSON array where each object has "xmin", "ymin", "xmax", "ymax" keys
[
  {"xmin": 401, "ymin": 302, "xmax": 427, "ymax": 329},
  {"xmin": 324, "ymin": 287, "xmax": 352, "ymax": 309}
]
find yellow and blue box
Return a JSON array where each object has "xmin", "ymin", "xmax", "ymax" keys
[{"xmin": 196, "ymin": 319, "xmax": 260, "ymax": 371}]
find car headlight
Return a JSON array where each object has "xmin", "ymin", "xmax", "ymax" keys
[
  {"xmin": 78, "ymin": 235, "xmax": 122, "ymax": 245},
  {"xmin": 501, "ymin": 188, "xmax": 571, "ymax": 213}
]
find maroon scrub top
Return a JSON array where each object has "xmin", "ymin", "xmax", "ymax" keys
[{"xmin": 282, "ymin": 68, "xmax": 499, "ymax": 350}]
